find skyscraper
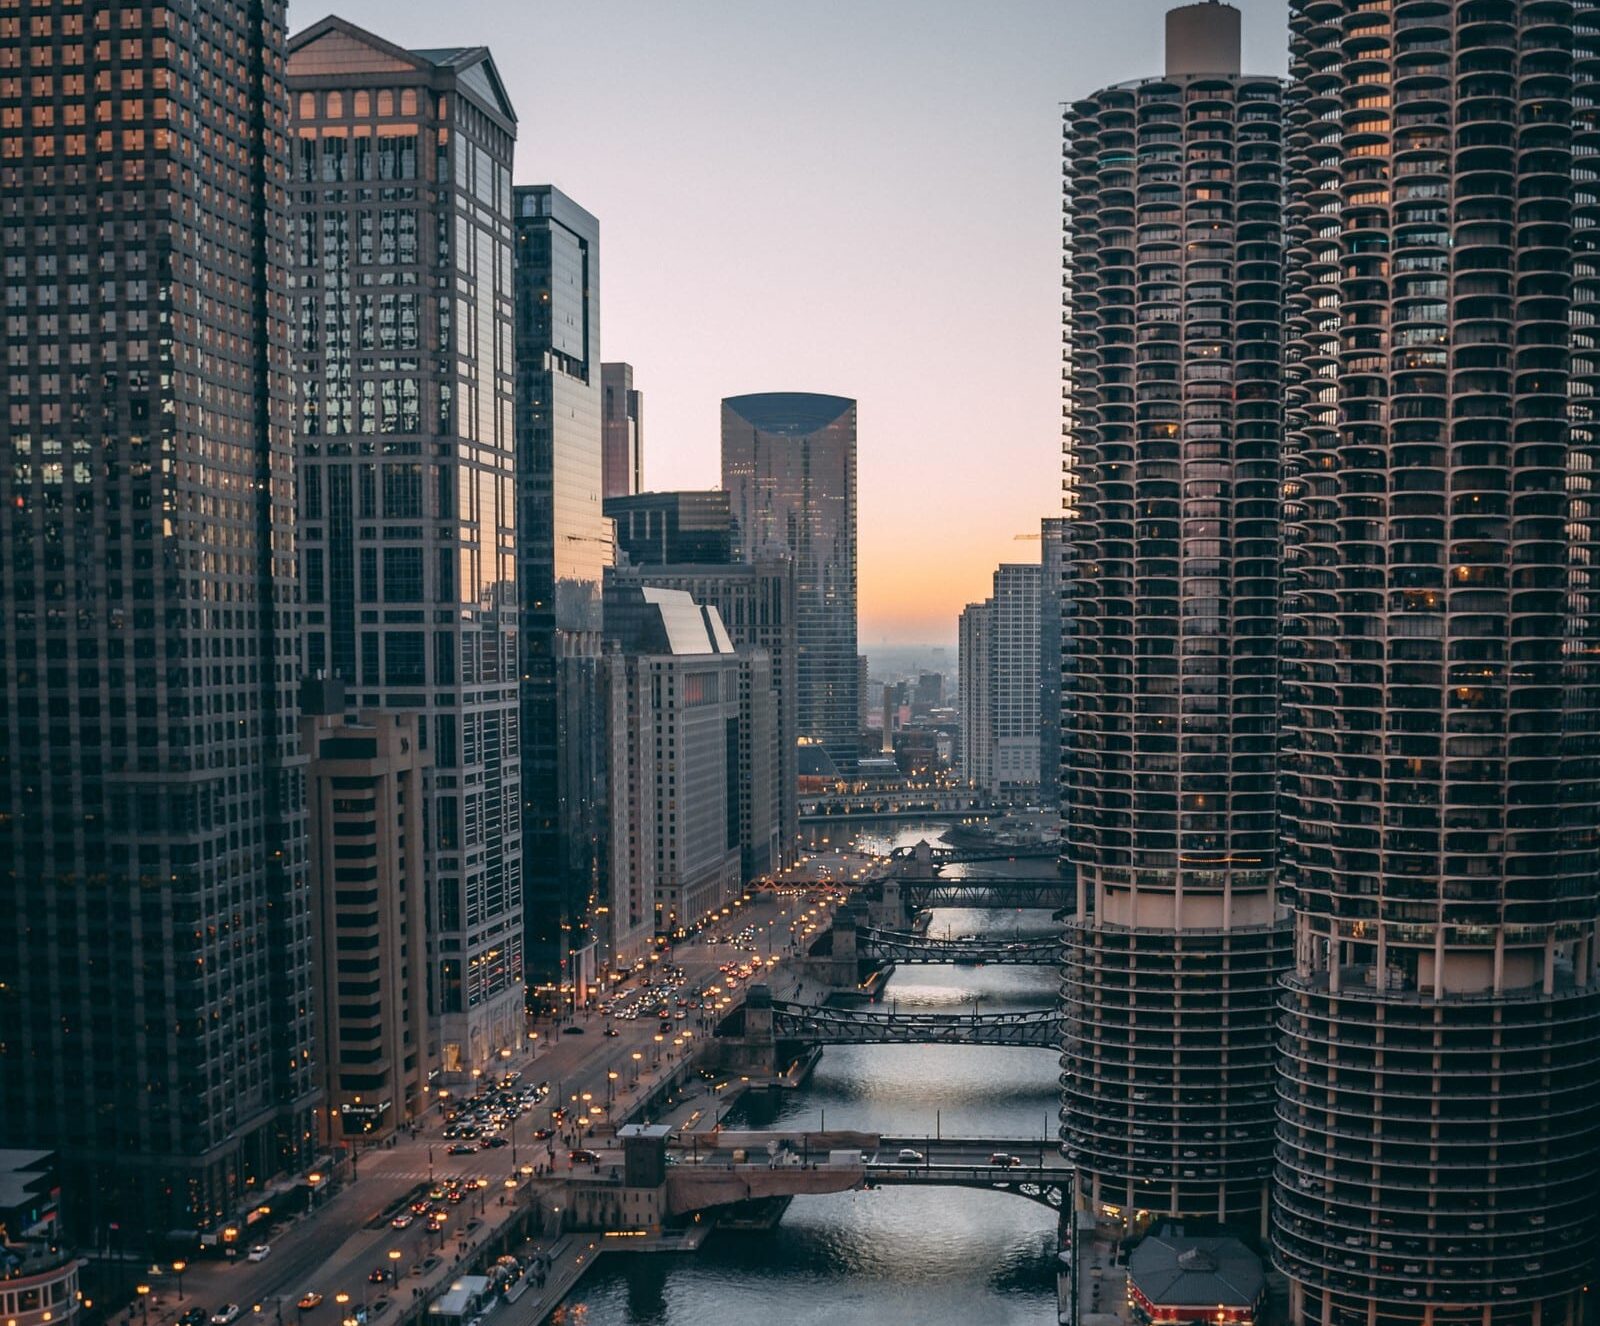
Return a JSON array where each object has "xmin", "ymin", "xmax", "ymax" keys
[
  {"xmin": 722, "ymin": 392, "xmax": 858, "ymax": 772},
  {"xmin": 0, "ymin": 0, "xmax": 316, "ymax": 1241},
  {"xmin": 1040, "ymin": 518, "xmax": 1068, "ymax": 815},
  {"xmin": 958, "ymin": 601, "xmax": 993, "ymax": 792},
  {"xmin": 960, "ymin": 563, "xmax": 1042, "ymax": 799},
  {"xmin": 288, "ymin": 20, "xmax": 525, "ymax": 1076},
  {"xmin": 301, "ymin": 682, "xmax": 430, "ymax": 1146},
  {"xmin": 991, "ymin": 563, "xmax": 1041, "ymax": 796},
  {"xmin": 601, "ymin": 362, "xmax": 643, "ymax": 498},
  {"xmin": 1274, "ymin": 3, "xmax": 1600, "ymax": 1321},
  {"xmin": 512, "ymin": 185, "xmax": 612, "ymax": 1001},
  {"xmin": 606, "ymin": 547, "xmax": 800, "ymax": 868},
  {"xmin": 1059, "ymin": 3, "xmax": 1289, "ymax": 1229},
  {"xmin": 603, "ymin": 584, "xmax": 745, "ymax": 930}
]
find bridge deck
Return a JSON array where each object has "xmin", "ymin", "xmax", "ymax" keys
[
  {"xmin": 769, "ymin": 998, "xmax": 1061, "ymax": 1048},
  {"xmin": 856, "ymin": 925, "xmax": 1060, "ymax": 965},
  {"xmin": 663, "ymin": 1133, "xmax": 1071, "ymax": 1214}
]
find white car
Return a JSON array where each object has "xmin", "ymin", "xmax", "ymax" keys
[
  {"xmin": 247, "ymin": 1244, "xmax": 271, "ymax": 1262},
  {"xmin": 897, "ymin": 1148, "xmax": 924, "ymax": 1163},
  {"xmin": 211, "ymin": 1306, "xmax": 243, "ymax": 1326}
]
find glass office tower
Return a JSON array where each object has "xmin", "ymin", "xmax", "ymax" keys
[
  {"xmin": 1059, "ymin": 3, "xmax": 1289, "ymax": 1231},
  {"xmin": 288, "ymin": 19, "xmax": 525, "ymax": 1076},
  {"xmin": 1273, "ymin": 3, "xmax": 1600, "ymax": 1322},
  {"xmin": 722, "ymin": 392, "xmax": 858, "ymax": 772},
  {"xmin": 0, "ymin": 0, "xmax": 315, "ymax": 1242},
  {"xmin": 512, "ymin": 186, "xmax": 612, "ymax": 1001}
]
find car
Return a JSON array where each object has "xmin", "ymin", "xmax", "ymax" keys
[
  {"xmin": 561, "ymin": 1025, "xmax": 585, "ymax": 1035},
  {"xmin": 988, "ymin": 1152, "xmax": 1021, "ymax": 1168},
  {"xmin": 447, "ymin": 1142, "xmax": 477, "ymax": 1156},
  {"xmin": 367, "ymin": 1269, "xmax": 388, "ymax": 1285},
  {"xmin": 568, "ymin": 1149, "xmax": 602, "ymax": 1165},
  {"xmin": 897, "ymin": 1148, "xmax": 924, "ymax": 1163},
  {"xmin": 247, "ymin": 1243, "xmax": 271, "ymax": 1262},
  {"xmin": 211, "ymin": 1308, "xmax": 243, "ymax": 1326},
  {"xmin": 296, "ymin": 1295, "xmax": 323, "ymax": 1313},
  {"xmin": 480, "ymin": 1136, "xmax": 508, "ymax": 1150},
  {"xmin": 603, "ymin": 1026, "xmax": 619, "ymax": 1037},
  {"xmin": 181, "ymin": 1310, "xmax": 208, "ymax": 1326},
  {"xmin": 530, "ymin": 1127, "xmax": 553, "ymax": 1141},
  {"xmin": 391, "ymin": 1213, "xmax": 414, "ymax": 1229}
]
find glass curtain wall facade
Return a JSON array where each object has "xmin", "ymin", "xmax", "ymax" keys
[
  {"xmin": 288, "ymin": 19, "xmax": 525, "ymax": 1076},
  {"xmin": 512, "ymin": 185, "xmax": 612, "ymax": 1001},
  {"xmin": 1274, "ymin": 3, "xmax": 1600, "ymax": 1322},
  {"xmin": 722, "ymin": 392, "xmax": 858, "ymax": 772},
  {"xmin": 1059, "ymin": 5, "xmax": 1290, "ymax": 1230},
  {"xmin": 0, "ymin": 0, "xmax": 316, "ymax": 1243}
]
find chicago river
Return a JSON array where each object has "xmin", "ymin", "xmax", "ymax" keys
[{"xmin": 557, "ymin": 823, "xmax": 1063, "ymax": 1325}]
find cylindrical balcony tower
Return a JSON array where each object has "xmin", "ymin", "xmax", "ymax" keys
[
  {"xmin": 1059, "ymin": 3, "xmax": 1291, "ymax": 1232},
  {"xmin": 1275, "ymin": 2, "xmax": 1600, "ymax": 1323}
]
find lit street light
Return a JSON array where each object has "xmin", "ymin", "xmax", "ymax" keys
[
  {"xmin": 171, "ymin": 1261, "xmax": 187, "ymax": 1302},
  {"xmin": 136, "ymin": 1285, "xmax": 151, "ymax": 1326}
]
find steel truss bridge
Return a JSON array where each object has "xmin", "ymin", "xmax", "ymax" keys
[
  {"xmin": 856, "ymin": 924, "xmax": 1060, "ymax": 966},
  {"xmin": 770, "ymin": 998, "xmax": 1061, "ymax": 1049},
  {"xmin": 897, "ymin": 878, "xmax": 1075, "ymax": 912},
  {"xmin": 889, "ymin": 843, "xmax": 1059, "ymax": 865}
]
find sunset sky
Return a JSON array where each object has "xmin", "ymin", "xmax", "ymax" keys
[{"xmin": 300, "ymin": 0, "xmax": 1291, "ymax": 646}]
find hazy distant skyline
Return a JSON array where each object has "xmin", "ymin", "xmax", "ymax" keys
[{"xmin": 298, "ymin": 0, "xmax": 1291, "ymax": 644}]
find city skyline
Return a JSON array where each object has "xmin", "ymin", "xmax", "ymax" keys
[{"xmin": 299, "ymin": 0, "xmax": 1293, "ymax": 646}]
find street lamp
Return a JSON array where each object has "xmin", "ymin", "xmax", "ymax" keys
[
  {"xmin": 606, "ymin": 1070, "xmax": 618, "ymax": 1107},
  {"xmin": 136, "ymin": 1286, "xmax": 151, "ymax": 1326},
  {"xmin": 386, "ymin": 1250, "xmax": 401, "ymax": 1285},
  {"xmin": 171, "ymin": 1260, "xmax": 188, "ymax": 1302}
]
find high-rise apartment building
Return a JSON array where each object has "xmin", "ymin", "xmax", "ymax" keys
[
  {"xmin": 512, "ymin": 185, "xmax": 612, "ymax": 1002},
  {"xmin": 607, "ymin": 490, "xmax": 733, "ymax": 566},
  {"xmin": 0, "ymin": 0, "xmax": 316, "ymax": 1241},
  {"xmin": 604, "ymin": 585, "xmax": 745, "ymax": 931},
  {"xmin": 607, "ymin": 552, "xmax": 800, "ymax": 869},
  {"xmin": 1039, "ymin": 518, "xmax": 1067, "ymax": 813},
  {"xmin": 288, "ymin": 20, "xmax": 524, "ymax": 1076},
  {"xmin": 301, "ymin": 681, "xmax": 429, "ymax": 1146},
  {"xmin": 959, "ymin": 563, "xmax": 1042, "ymax": 799},
  {"xmin": 1058, "ymin": 3, "xmax": 1289, "ymax": 1229},
  {"xmin": 722, "ymin": 392, "xmax": 858, "ymax": 772},
  {"xmin": 958, "ymin": 602, "xmax": 993, "ymax": 792},
  {"xmin": 991, "ymin": 563, "xmax": 1041, "ymax": 795},
  {"xmin": 1274, "ymin": 3, "xmax": 1600, "ymax": 1321},
  {"xmin": 601, "ymin": 362, "xmax": 643, "ymax": 498}
]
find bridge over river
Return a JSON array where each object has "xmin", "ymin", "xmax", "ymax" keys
[
  {"xmin": 855, "ymin": 924, "xmax": 1060, "ymax": 966},
  {"xmin": 661, "ymin": 1131, "xmax": 1070, "ymax": 1217},
  {"xmin": 765, "ymin": 995, "xmax": 1060, "ymax": 1049}
]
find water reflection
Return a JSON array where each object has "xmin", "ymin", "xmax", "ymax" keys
[{"xmin": 558, "ymin": 820, "xmax": 1064, "ymax": 1325}]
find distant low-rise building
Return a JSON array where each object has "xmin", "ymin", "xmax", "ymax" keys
[{"xmin": 0, "ymin": 1151, "xmax": 82, "ymax": 1326}]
